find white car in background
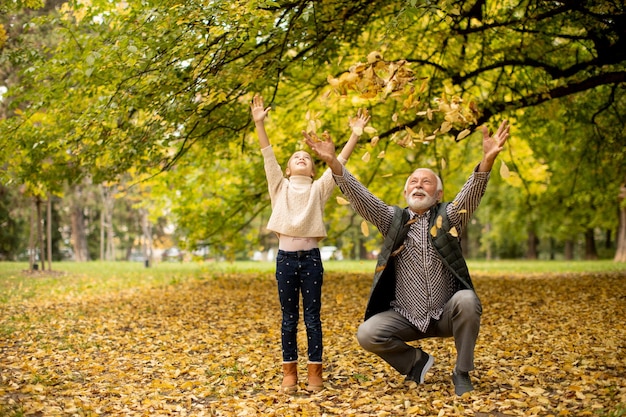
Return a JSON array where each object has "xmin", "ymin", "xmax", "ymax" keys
[{"xmin": 320, "ymin": 246, "xmax": 342, "ymax": 261}]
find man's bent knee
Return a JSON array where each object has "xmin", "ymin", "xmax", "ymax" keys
[
  {"xmin": 356, "ymin": 320, "xmax": 376, "ymax": 352},
  {"xmin": 454, "ymin": 290, "xmax": 482, "ymax": 316}
]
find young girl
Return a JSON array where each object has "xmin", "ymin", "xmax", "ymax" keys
[{"xmin": 250, "ymin": 94, "xmax": 369, "ymax": 393}]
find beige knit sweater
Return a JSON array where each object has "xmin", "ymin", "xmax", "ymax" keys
[{"xmin": 262, "ymin": 146, "xmax": 346, "ymax": 240}]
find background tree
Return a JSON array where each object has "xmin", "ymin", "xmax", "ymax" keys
[{"xmin": 0, "ymin": 0, "xmax": 624, "ymax": 261}]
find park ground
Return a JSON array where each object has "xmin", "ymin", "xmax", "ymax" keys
[{"xmin": 1, "ymin": 260, "xmax": 625, "ymax": 416}]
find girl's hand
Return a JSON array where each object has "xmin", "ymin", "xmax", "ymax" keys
[{"xmin": 250, "ymin": 94, "xmax": 271, "ymax": 123}]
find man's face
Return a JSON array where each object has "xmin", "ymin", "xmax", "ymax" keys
[
  {"xmin": 286, "ymin": 151, "xmax": 315, "ymax": 177},
  {"xmin": 404, "ymin": 169, "xmax": 443, "ymax": 214}
]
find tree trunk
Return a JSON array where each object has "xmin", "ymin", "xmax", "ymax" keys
[
  {"xmin": 28, "ymin": 199, "xmax": 37, "ymax": 270},
  {"xmin": 564, "ymin": 240, "xmax": 575, "ymax": 260},
  {"xmin": 615, "ymin": 183, "xmax": 626, "ymax": 262},
  {"xmin": 47, "ymin": 196, "xmax": 52, "ymax": 271},
  {"xmin": 584, "ymin": 228, "xmax": 598, "ymax": 260},
  {"xmin": 36, "ymin": 196, "xmax": 45, "ymax": 271},
  {"xmin": 526, "ymin": 230, "xmax": 539, "ymax": 260},
  {"xmin": 71, "ymin": 199, "xmax": 90, "ymax": 261},
  {"xmin": 140, "ymin": 208, "xmax": 152, "ymax": 267},
  {"xmin": 99, "ymin": 185, "xmax": 116, "ymax": 261}
]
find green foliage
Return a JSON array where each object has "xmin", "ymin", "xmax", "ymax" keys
[{"xmin": 0, "ymin": 0, "xmax": 624, "ymax": 260}]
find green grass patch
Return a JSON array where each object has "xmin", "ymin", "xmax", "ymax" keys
[{"xmin": 0, "ymin": 259, "xmax": 623, "ymax": 305}]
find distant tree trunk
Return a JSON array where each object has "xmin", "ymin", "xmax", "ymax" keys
[
  {"xmin": 140, "ymin": 208, "xmax": 152, "ymax": 266},
  {"xmin": 28, "ymin": 199, "xmax": 37, "ymax": 270},
  {"xmin": 584, "ymin": 228, "xmax": 598, "ymax": 260},
  {"xmin": 526, "ymin": 230, "xmax": 539, "ymax": 259},
  {"xmin": 99, "ymin": 185, "xmax": 115, "ymax": 261},
  {"xmin": 615, "ymin": 183, "xmax": 626, "ymax": 262},
  {"xmin": 359, "ymin": 236, "xmax": 368, "ymax": 260},
  {"xmin": 483, "ymin": 223, "xmax": 492, "ymax": 260},
  {"xmin": 71, "ymin": 198, "xmax": 90, "ymax": 262},
  {"xmin": 36, "ymin": 196, "xmax": 45, "ymax": 271},
  {"xmin": 564, "ymin": 240, "xmax": 575, "ymax": 260},
  {"xmin": 47, "ymin": 196, "xmax": 52, "ymax": 271}
]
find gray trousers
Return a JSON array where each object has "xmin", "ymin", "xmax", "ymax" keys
[{"xmin": 356, "ymin": 289, "xmax": 482, "ymax": 375}]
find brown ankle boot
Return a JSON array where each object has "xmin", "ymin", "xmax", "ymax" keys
[
  {"xmin": 306, "ymin": 362, "xmax": 323, "ymax": 392},
  {"xmin": 281, "ymin": 362, "xmax": 298, "ymax": 393}
]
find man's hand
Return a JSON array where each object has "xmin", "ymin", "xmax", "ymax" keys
[
  {"xmin": 304, "ymin": 130, "xmax": 344, "ymax": 175},
  {"xmin": 350, "ymin": 108, "xmax": 371, "ymax": 136},
  {"xmin": 479, "ymin": 120, "xmax": 510, "ymax": 172},
  {"xmin": 250, "ymin": 94, "xmax": 271, "ymax": 123}
]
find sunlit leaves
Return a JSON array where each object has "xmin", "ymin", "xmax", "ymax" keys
[{"xmin": 327, "ymin": 52, "xmax": 482, "ymax": 152}]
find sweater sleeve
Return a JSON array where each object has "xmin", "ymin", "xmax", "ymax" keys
[{"xmin": 261, "ymin": 146, "xmax": 286, "ymax": 202}]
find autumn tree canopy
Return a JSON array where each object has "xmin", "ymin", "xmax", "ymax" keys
[{"xmin": 0, "ymin": 0, "xmax": 624, "ymax": 261}]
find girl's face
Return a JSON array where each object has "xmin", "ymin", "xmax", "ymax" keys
[{"xmin": 286, "ymin": 151, "xmax": 315, "ymax": 177}]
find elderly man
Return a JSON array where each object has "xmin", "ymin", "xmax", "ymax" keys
[{"xmin": 305, "ymin": 120, "xmax": 509, "ymax": 395}]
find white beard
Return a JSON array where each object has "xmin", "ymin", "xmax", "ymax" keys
[{"xmin": 406, "ymin": 190, "xmax": 438, "ymax": 212}]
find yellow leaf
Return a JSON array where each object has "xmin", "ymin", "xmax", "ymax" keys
[
  {"xmin": 377, "ymin": 151, "xmax": 386, "ymax": 158},
  {"xmin": 370, "ymin": 136, "xmax": 380, "ymax": 146},
  {"xmin": 336, "ymin": 196, "xmax": 350, "ymax": 205},
  {"xmin": 430, "ymin": 225, "xmax": 438, "ymax": 237},
  {"xmin": 436, "ymin": 215, "xmax": 443, "ymax": 228},
  {"xmin": 440, "ymin": 121, "xmax": 452, "ymax": 134},
  {"xmin": 456, "ymin": 128, "xmax": 471, "ymax": 140},
  {"xmin": 449, "ymin": 226, "xmax": 458, "ymax": 237},
  {"xmin": 361, "ymin": 220, "xmax": 370, "ymax": 237},
  {"xmin": 361, "ymin": 151, "xmax": 371, "ymax": 162},
  {"xmin": 336, "ymin": 293, "xmax": 344, "ymax": 304},
  {"xmin": 364, "ymin": 126, "xmax": 377, "ymax": 135},
  {"xmin": 500, "ymin": 160, "xmax": 510, "ymax": 178}
]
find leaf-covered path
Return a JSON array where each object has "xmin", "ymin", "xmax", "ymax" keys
[{"xmin": 1, "ymin": 270, "xmax": 625, "ymax": 416}]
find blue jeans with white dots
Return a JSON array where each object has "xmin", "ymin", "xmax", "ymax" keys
[{"xmin": 275, "ymin": 248, "xmax": 324, "ymax": 363}]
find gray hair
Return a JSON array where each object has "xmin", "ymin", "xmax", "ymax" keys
[{"xmin": 404, "ymin": 168, "xmax": 443, "ymax": 192}]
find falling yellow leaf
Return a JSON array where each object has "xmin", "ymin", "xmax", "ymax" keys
[
  {"xmin": 449, "ymin": 226, "xmax": 458, "ymax": 237},
  {"xmin": 336, "ymin": 196, "xmax": 350, "ymax": 205},
  {"xmin": 436, "ymin": 215, "xmax": 443, "ymax": 228},
  {"xmin": 430, "ymin": 225, "xmax": 438, "ymax": 237},
  {"xmin": 500, "ymin": 160, "xmax": 510, "ymax": 178},
  {"xmin": 364, "ymin": 126, "xmax": 377, "ymax": 135},
  {"xmin": 377, "ymin": 151, "xmax": 385, "ymax": 158},
  {"xmin": 456, "ymin": 128, "xmax": 471, "ymax": 140},
  {"xmin": 370, "ymin": 136, "xmax": 380, "ymax": 146},
  {"xmin": 361, "ymin": 220, "xmax": 370, "ymax": 236},
  {"xmin": 361, "ymin": 151, "xmax": 371, "ymax": 162}
]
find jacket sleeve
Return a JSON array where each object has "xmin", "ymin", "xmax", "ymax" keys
[
  {"xmin": 447, "ymin": 165, "xmax": 490, "ymax": 234},
  {"xmin": 333, "ymin": 166, "xmax": 395, "ymax": 236}
]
